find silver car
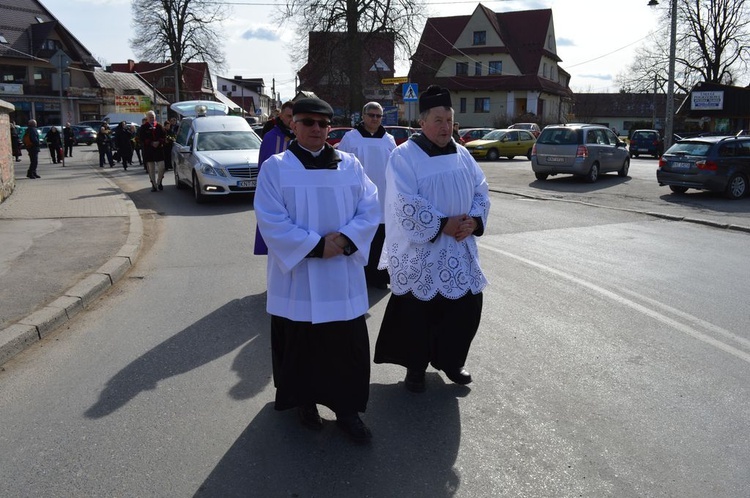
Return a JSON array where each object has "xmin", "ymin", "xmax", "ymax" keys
[
  {"xmin": 171, "ymin": 102, "xmax": 261, "ymax": 203},
  {"xmin": 531, "ymin": 124, "xmax": 630, "ymax": 182}
]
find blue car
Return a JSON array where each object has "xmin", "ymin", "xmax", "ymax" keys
[{"xmin": 629, "ymin": 129, "xmax": 663, "ymax": 158}]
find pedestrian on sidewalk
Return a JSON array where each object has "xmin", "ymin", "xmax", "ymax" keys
[
  {"xmin": 46, "ymin": 126, "xmax": 63, "ymax": 164},
  {"xmin": 10, "ymin": 121, "xmax": 22, "ymax": 162},
  {"xmin": 139, "ymin": 111, "xmax": 167, "ymax": 191},
  {"xmin": 23, "ymin": 120, "xmax": 41, "ymax": 179},
  {"xmin": 63, "ymin": 122, "xmax": 75, "ymax": 157},
  {"xmin": 337, "ymin": 101, "xmax": 396, "ymax": 289},
  {"xmin": 96, "ymin": 123, "xmax": 115, "ymax": 167},
  {"xmin": 130, "ymin": 123, "xmax": 146, "ymax": 166},
  {"xmin": 254, "ymin": 97, "xmax": 380, "ymax": 444},
  {"xmin": 115, "ymin": 121, "xmax": 134, "ymax": 170},
  {"xmin": 374, "ymin": 85, "xmax": 490, "ymax": 393}
]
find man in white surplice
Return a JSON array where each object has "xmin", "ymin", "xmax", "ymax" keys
[
  {"xmin": 374, "ymin": 85, "xmax": 490, "ymax": 393},
  {"xmin": 337, "ymin": 101, "xmax": 396, "ymax": 289},
  {"xmin": 254, "ymin": 97, "xmax": 379, "ymax": 444}
]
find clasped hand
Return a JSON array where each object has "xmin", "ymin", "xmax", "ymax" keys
[
  {"xmin": 322, "ymin": 232, "xmax": 348, "ymax": 258},
  {"xmin": 443, "ymin": 214, "xmax": 476, "ymax": 242}
]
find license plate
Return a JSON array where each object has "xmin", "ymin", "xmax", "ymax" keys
[
  {"xmin": 638, "ymin": 148, "xmax": 649, "ymax": 152},
  {"xmin": 237, "ymin": 180, "xmax": 256, "ymax": 188},
  {"xmin": 546, "ymin": 156, "xmax": 565, "ymax": 163},
  {"xmin": 671, "ymin": 162, "xmax": 692, "ymax": 170}
]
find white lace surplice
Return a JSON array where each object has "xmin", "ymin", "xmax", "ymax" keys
[{"xmin": 379, "ymin": 142, "xmax": 490, "ymax": 300}]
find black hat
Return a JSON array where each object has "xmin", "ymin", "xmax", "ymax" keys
[
  {"xmin": 419, "ymin": 85, "xmax": 452, "ymax": 113},
  {"xmin": 293, "ymin": 98, "xmax": 334, "ymax": 118}
]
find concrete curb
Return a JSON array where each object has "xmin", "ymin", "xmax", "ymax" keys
[{"xmin": 0, "ymin": 179, "xmax": 142, "ymax": 366}]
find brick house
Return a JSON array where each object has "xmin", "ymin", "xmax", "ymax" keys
[{"xmin": 297, "ymin": 31, "xmax": 396, "ymax": 118}]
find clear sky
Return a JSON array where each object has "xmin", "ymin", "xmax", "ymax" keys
[{"xmin": 40, "ymin": 0, "xmax": 664, "ymax": 102}]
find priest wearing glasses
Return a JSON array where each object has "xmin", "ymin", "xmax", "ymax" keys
[{"xmin": 254, "ymin": 98, "xmax": 380, "ymax": 444}]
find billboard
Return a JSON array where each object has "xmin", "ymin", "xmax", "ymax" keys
[
  {"xmin": 115, "ymin": 95, "xmax": 152, "ymax": 113},
  {"xmin": 691, "ymin": 91, "xmax": 724, "ymax": 111}
]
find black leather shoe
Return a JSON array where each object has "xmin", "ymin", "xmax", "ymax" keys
[
  {"xmin": 336, "ymin": 414, "xmax": 372, "ymax": 443},
  {"xmin": 158, "ymin": 182, "xmax": 163, "ymax": 191},
  {"xmin": 33, "ymin": 174, "xmax": 41, "ymax": 179},
  {"xmin": 151, "ymin": 185, "xmax": 157, "ymax": 192},
  {"xmin": 404, "ymin": 368, "xmax": 426, "ymax": 393},
  {"xmin": 298, "ymin": 404, "xmax": 323, "ymax": 431},
  {"xmin": 26, "ymin": 173, "xmax": 35, "ymax": 179},
  {"xmin": 444, "ymin": 367, "xmax": 472, "ymax": 385}
]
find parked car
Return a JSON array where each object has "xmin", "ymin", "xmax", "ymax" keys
[
  {"xmin": 171, "ymin": 101, "xmax": 261, "ymax": 203},
  {"xmin": 629, "ymin": 129, "xmax": 663, "ymax": 158},
  {"xmin": 508, "ymin": 122, "xmax": 541, "ymax": 137},
  {"xmin": 458, "ymin": 128, "xmax": 493, "ymax": 144},
  {"xmin": 71, "ymin": 125, "xmax": 97, "ymax": 145},
  {"xmin": 326, "ymin": 127, "xmax": 352, "ymax": 147},
  {"xmin": 464, "ymin": 129, "xmax": 536, "ymax": 160},
  {"xmin": 384, "ymin": 125, "xmax": 417, "ymax": 145},
  {"xmin": 530, "ymin": 123, "xmax": 630, "ymax": 182},
  {"xmin": 657, "ymin": 135, "xmax": 749, "ymax": 199}
]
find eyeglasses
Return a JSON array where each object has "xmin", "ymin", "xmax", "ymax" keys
[
  {"xmin": 366, "ymin": 113, "xmax": 383, "ymax": 119},
  {"xmin": 294, "ymin": 118, "xmax": 331, "ymax": 128}
]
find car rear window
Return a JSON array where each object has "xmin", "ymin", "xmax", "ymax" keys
[
  {"xmin": 633, "ymin": 132, "xmax": 657, "ymax": 140},
  {"xmin": 666, "ymin": 142, "xmax": 711, "ymax": 156},
  {"xmin": 537, "ymin": 128, "xmax": 579, "ymax": 145}
]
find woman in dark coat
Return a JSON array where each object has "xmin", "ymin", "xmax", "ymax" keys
[
  {"xmin": 115, "ymin": 121, "xmax": 134, "ymax": 170},
  {"xmin": 46, "ymin": 126, "xmax": 63, "ymax": 164}
]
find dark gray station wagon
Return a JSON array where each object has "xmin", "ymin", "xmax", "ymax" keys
[{"xmin": 657, "ymin": 135, "xmax": 749, "ymax": 199}]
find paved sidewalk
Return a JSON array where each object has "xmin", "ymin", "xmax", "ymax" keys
[{"xmin": 0, "ymin": 151, "xmax": 142, "ymax": 365}]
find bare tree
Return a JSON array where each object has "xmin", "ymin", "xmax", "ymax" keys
[
  {"xmin": 278, "ymin": 0, "xmax": 425, "ymax": 113},
  {"xmin": 130, "ymin": 0, "xmax": 228, "ymax": 101},
  {"xmin": 617, "ymin": 0, "xmax": 750, "ymax": 93}
]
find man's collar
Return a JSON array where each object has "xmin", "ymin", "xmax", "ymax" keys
[{"xmin": 411, "ymin": 132, "xmax": 458, "ymax": 157}]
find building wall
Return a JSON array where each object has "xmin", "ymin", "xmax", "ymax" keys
[{"xmin": 0, "ymin": 100, "xmax": 17, "ymax": 203}]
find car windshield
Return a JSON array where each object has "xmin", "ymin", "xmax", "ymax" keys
[
  {"xmin": 196, "ymin": 131, "xmax": 261, "ymax": 151},
  {"xmin": 665, "ymin": 142, "xmax": 711, "ymax": 156},
  {"xmin": 538, "ymin": 129, "xmax": 579, "ymax": 145},
  {"xmin": 482, "ymin": 130, "xmax": 505, "ymax": 141}
]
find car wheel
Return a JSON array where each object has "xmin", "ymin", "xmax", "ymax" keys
[
  {"xmin": 584, "ymin": 163, "xmax": 599, "ymax": 183},
  {"xmin": 618, "ymin": 157, "xmax": 630, "ymax": 177},
  {"xmin": 174, "ymin": 168, "xmax": 186, "ymax": 190},
  {"xmin": 526, "ymin": 148, "xmax": 532, "ymax": 160},
  {"xmin": 725, "ymin": 173, "xmax": 748, "ymax": 200},
  {"xmin": 669, "ymin": 185, "xmax": 689, "ymax": 194},
  {"xmin": 486, "ymin": 149, "xmax": 499, "ymax": 161},
  {"xmin": 193, "ymin": 172, "xmax": 206, "ymax": 203},
  {"xmin": 534, "ymin": 173, "xmax": 548, "ymax": 181}
]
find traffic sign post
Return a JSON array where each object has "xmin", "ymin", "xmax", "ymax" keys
[{"xmin": 403, "ymin": 83, "xmax": 418, "ymax": 127}]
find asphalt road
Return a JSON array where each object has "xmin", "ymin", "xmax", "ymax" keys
[{"xmin": 0, "ymin": 154, "xmax": 748, "ymax": 497}]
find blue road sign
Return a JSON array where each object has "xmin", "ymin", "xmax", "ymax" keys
[{"xmin": 403, "ymin": 83, "xmax": 418, "ymax": 102}]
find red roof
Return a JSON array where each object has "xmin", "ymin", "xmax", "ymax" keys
[{"xmin": 409, "ymin": 7, "xmax": 570, "ymax": 97}]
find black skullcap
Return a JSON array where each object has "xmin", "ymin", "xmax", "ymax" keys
[
  {"xmin": 292, "ymin": 98, "xmax": 334, "ymax": 118},
  {"xmin": 419, "ymin": 85, "xmax": 452, "ymax": 113}
]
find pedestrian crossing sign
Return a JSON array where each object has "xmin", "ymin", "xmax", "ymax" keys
[{"xmin": 403, "ymin": 83, "xmax": 418, "ymax": 102}]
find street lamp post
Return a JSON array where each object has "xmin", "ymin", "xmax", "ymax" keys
[{"xmin": 649, "ymin": 0, "xmax": 678, "ymax": 149}]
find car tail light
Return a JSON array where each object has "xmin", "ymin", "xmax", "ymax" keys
[
  {"xmin": 696, "ymin": 160, "xmax": 718, "ymax": 171},
  {"xmin": 658, "ymin": 157, "xmax": 667, "ymax": 168},
  {"xmin": 576, "ymin": 145, "xmax": 588, "ymax": 158},
  {"xmin": 531, "ymin": 143, "xmax": 537, "ymax": 156}
]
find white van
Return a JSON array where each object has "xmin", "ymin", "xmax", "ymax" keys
[{"xmin": 171, "ymin": 102, "xmax": 262, "ymax": 203}]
